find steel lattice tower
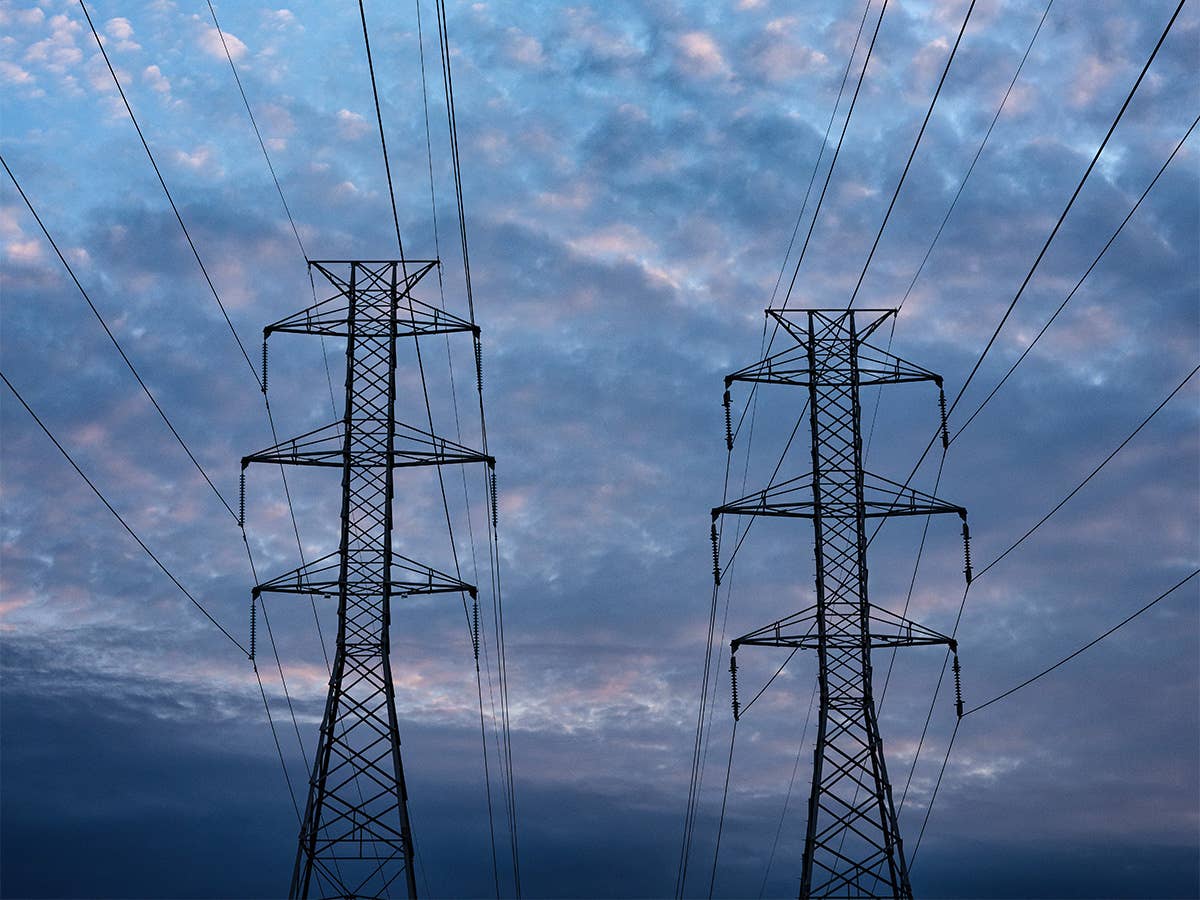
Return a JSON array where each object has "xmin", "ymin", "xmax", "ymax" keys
[
  {"xmin": 243, "ymin": 260, "xmax": 491, "ymax": 899},
  {"xmin": 716, "ymin": 309, "xmax": 970, "ymax": 899}
]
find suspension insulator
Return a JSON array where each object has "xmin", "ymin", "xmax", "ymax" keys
[
  {"xmin": 474, "ymin": 337, "xmax": 483, "ymax": 395},
  {"xmin": 472, "ymin": 597, "xmax": 480, "ymax": 662},
  {"xmin": 238, "ymin": 470, "xmax": 246, "ymax": 528},
  {"xmin": 711, "ymin": 522, "xmax": 721, "ymax": 586},
  {"xmin": 961, "ymin": 519, "xmax": 973, "ymax": 585},
  {"xmin": 249, "ymin": 595, "xmax": 257, "ymax": 661},
  {"xmin": 938, "ymin": 386, "xmax": 950, "ymax": 449},
  {"xmin": 723, "ymin": 390, "xmax": 733, "ymax": 451},
  {"xmin": 953, "ymin": 652, "xmax": 964, "ymax": 719},
  {"xmin": 730, "ymin": 653, "xmax": 740, "ymax": 722},
  {"xmin": 261, "ymin": 338, "xmax": 269, "ymax": 395},
  {"xmin": 490, "ymin": 468, "xmax": 499, "ymax": 529}
]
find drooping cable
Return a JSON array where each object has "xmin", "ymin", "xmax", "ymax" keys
[
  {"xmin": 205, "ymin": 0, "xmax": 306, "ymax": 260},
  {"xmin": 758, "ymin": 677, "xmax": 819, "ymax": 898},
  {"xmin": 729, "ymin": 0, "xmax": 874, "ymax": 449},
  {"xmin": 898, "ymin": 362, "xmax": 1197, "ymax": 840},
  {"xmin": 1, "ymin": 155, "xmax": 238, "ymax": 523},
  {"xmin": 206, "ymin": 0, "xmax": 341, "ymax": 436},
  {"xmin": 430, "ymin": 0, "xmax": 523, "ymax": 886},
  {"xmin": 962, "ymin": 569, "xmax": 1199, "ymax": 718},
  {"xmin": 781, "ymin": 0, "xmax": 890, "ymax": 309},
  {"xmin": 950, "ymin": 112, "xmax": 1200, "ymax": 443},
  {"xmin": 79, "ymin": 0, "xmax": 260, "ymax": 388},
  {"xmin": 946, "ymin": 0, "xmax": 1186, "ymax": 422},
  {"xmin": 898, "ymin": 0, "xmax": 1055, "ymax": 311},
  {"xmin": 80, "ymin": 1, "xmax": 316, "ymax": 628},
  {"xmin": 413, "ymin": 0, "xmax": 502, "ymax": 891},
  {"xmin": 874, "ymin": 0, "xmax": 1188, "ymax": 545},
  {"xmin": 977, "ymin": 363, "xmax": 1198, "ymax": 580},
  {"xmin": 846, "ymin": 0, "xmax": 978, "ymax": 309},
  {"xmin": 909, "ymin": 569, "xmax": 1200, "ymax": 871},
  {"xmin": 706, "ymin": 718, "xmax": 738, "ymax": 899},
  {"xmin": 1, "ymin": 369, "xmax": 248, "ymax": 656},
  {"xmin": 7, "ymin": 145, "xmax": 322, "ymax": 856}
]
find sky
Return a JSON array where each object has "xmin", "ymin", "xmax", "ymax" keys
[{"xmin": 1, "ymin": 0, "xmax": 1197, "ymax": 897}]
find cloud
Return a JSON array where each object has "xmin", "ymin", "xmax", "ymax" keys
[
  {"xmin": 142, "ymin": 63, "xmax": 170, "ymax": 94},
  {"xmin": 173, "ymin": 144, "xmax": 220, "ymax": 175},
  {"xmin": 675, "ymin": 30, "xmax": 730, "ymax": 79},
  {"xmin": 198, "ymin": 22, "xmax": 247, "ymax": 61},
  {"xmin": 22, "ymin": 13, "xmax": 83, "ymax": 74},
  {"xmin": 104, "ymin": 16, "xmax": 141, "ymax": 51},
  {"xmin": 0, "ymin": 60, "xmax": 35, "ymax": 86},
  {"xmin": 334, "ymin": 108, "xmax": 370, "ymax": 141},
  {"xmin": 503, "ymin": 26, "xmax": 546, "ymax": 68}
]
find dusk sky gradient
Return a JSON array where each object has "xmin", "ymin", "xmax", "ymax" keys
[{"xmin": 1, "ymin": 0, "xmax": 1198, "ymax": 897}]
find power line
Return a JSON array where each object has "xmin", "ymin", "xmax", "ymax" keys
[
  {"xmin": 897, "ymin": 362, "xmax": 1198, "ymax": 852},
  {"xmin": 908, "ymin": 716, "xmax": 959, "ymax": 868},
  {"xmin": 846, "ymin": 0, "xmax": 978, "ymax": 309},
  {"xmin": 79, "ymin": 4, "xmax": 317, "ymax": 639},
  {"xmin": 1, "ymin": 369, "xmax": 249, "ymax": 657},
  {"xmin": 206, "ymin": 0, "xmax": 307, "ymax": 262},
  {"xmin": 758, "ymin": 677, "xmax": 818, "ymax": 898},
  {"xmin": 781, "ymin": 0, "xmax": 890, "ymax": 308},
  {"xmin": 944, "ymin": 0, "xmax": 1186, "ymax": 426},
  {"xmin": 963, "ymin": 569, "xmax": 1200, "ymax": 718},
  {"xmin": 1, "ymin": 154, "xmax": 238, "ymax": 524},
  {"xmin": 768, "ymin": 0, "xmax": 875, "ymax": 310},
  {"xmin": 706, "ymin": 718, "xmax": 738, "ymax": 899},
  {"xmin": 897, "ymin": 0, "xmax": 1055, "ymax": 312},
  {"xmin": 908, "ymin": 568, "xmax": 1199, "ymax": 870},
  {"xmin": 78, "ymin": 0, "xmax": 260, "ymax": 389},
  {"xmin": 951, "ymin": 112, "xmax": 1200, "ymax": 443},
  {"xmin": 879, "ymin": 0, "xmax": 1188, "ymax": 537},
  {"xmin": 976, "ymin": 362, "xmax": 1198, "ymax": 581},
  {"xmin": 82, "ymin": 0, "xmax": 352, "ymax": 850},
  {"xmin": 429, "ymin": 0, "xmax": 523, "ymax": 885}
]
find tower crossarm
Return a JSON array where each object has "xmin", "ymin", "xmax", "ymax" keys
[
  {"xmin": 713, "ymin": 471, "xmax": 966, "ymax": 521},
  {"xmin": 731, "ymin": 603, "xmax": 956, "ymax": 653},
  {"xmin": 242, "ymin": 420, "xmax": 493, "ymax": 470},
  {"xmin": 725, "ymin": 308, "xmax": 944, "ymax": 391},
  {"xmin": 251, "ymin": 550, "xmax": 478, "ymax": 601},
  {"xmin": 262, "ymin": 259, "xmax": 478, "ymax": 340}
]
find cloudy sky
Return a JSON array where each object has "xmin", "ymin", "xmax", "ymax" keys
[{"xmin": 1, "ymin": 0, "xmax": 1197, "ymax": 897}]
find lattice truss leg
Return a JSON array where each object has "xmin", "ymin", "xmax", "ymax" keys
[
  {"xmin": 716, "ymin": 309, "xmax": 971, "ymax": 899},
  {"xmin": 243, "ymin": 261, "xmax": 491, "ymax": 899}
]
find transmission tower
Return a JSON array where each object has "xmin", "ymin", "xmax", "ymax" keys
[
  {"xmin": 243, "ymin": 260, "xmax": 492, "ymax": 899},
  {"xmin": 716, "ymin": 309, "xmax": 970, "ymax": 899}
]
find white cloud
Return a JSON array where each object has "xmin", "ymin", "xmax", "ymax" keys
[
  {"xmin": 0, "ymin": 60, "xmax": 35, "ymax": 86},
  {"xmin": 675, "ymin": 31, "xmax": 729, "ymax": 79},
  {"xmin": 23, "ymin": 13, "xmax": 83, "ymax": 74},
  {"xmin": 264, "ymin": 9, "xmax": 298, "ymax": 29},
  {"xmin": 6, "ymin": 238, "xmax": 42, "ymax": 263},
  {"xmin": 198, "ymin": 23, "xmax": 247, "ymax": 61},
  {"xmin": 0, "ymin": 6, "xmax": 45, "ymax": 27},
  {"xmin": 335, "ymin": 108, "xmax": 370, "ymax": 141},
  {"xmin": 504, "ymin": 27, "xmax": 546, "ymax": 68},
  {"xmin": 173, "ymin": 145, "xmax": 220, "ymax": 174},
  {"xmin": 105, "ymin": 17, "xmax": 132, "ymax": 40},
  {"xmin": 142, "ymin": 64, "xmax": 170, "ymax": 94}
]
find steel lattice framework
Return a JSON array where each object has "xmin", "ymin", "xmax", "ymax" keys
[
  {"xmin": 244, "ymin": 260, "xmax": 491, "ymax": 899},
  {"xmin": 716, "ymin": 309, "xmax": 969, "ymax": 899}
]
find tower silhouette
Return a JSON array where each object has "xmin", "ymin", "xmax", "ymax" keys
[
  {"xmin": 716, "ymin": 309, "xmax": 969, "ymax": 898},
  {"xmin": 243, "ymin": 260, "xmax": 492, "ymax": 898}
]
